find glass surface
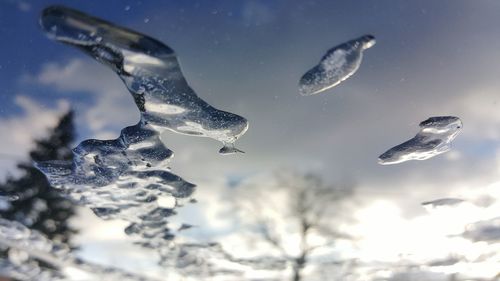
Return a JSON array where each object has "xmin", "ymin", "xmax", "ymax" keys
[{"xmin": 0, "ymin": 1, "xmax": 500, "ymax": 280}]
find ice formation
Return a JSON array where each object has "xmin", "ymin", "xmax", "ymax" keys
[
  {"xmin": 35, "ymin": 5, "xmax": 249, "ymax": 271},
  {"xmin": 421, "ymin": 198, "xmax": 465, "ymax": 207},
  {"xmin": 36, "ymin": 124, "xmax": 195, "ymax": 251},
  {"xmin": 40, "ymin": 5, "xmax": 248, "ymax": 152},
  {"xmin": 0, "ymin": 218, "xmax": 156, "ymax": 281},
  {"xmin": 299, "ymin": 35, "xmax": 376, "ymax": 96},
  {"xmin": 378, "ymin": 116, "xmax": 462, "ymax": 165}
]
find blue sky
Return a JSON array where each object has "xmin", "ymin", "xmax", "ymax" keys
[{"xmin": 2, "ymin": 0, "xmax": 500, "ymax": 279}]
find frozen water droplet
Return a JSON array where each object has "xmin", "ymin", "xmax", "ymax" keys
[
  {"xmin": 178, "ymin": 223, "xmax": 194, "ymax": 231},
  {"xmin": 124, "ymin": 5, "xmax": 131, "ymax": 11},
  {"xmin": 143, "ymin": 18, "xmax": 150, "ymax": 23},
  {"xmin": 378, "ymin": 116, "xmax": 462, "ymax": 165},
  {"xmin": 299, "ymin": 35, "xmax": 376, "ymax": 96},
  {"xmin": 0, "ymin": 194, "xmax": 19, "ymax": 201},
  {"xmin": 421, "ymin": 198, "xmax": 465, "ymax": 208},
  {"xmin": 7, "ymin": 248, "xmax": 29, "ymax": 265},
  {"xmin": 219, "ymin": 144, "xmax": 245, "ymax": 155}
]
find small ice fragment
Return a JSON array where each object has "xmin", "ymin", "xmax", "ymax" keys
[
  {"xmin": 219, "ymin": 144, "xmax": 245, "ymax": 155},
  {"xmin": 299, "ymin": 34, "xmax": 376, "ymax": 96},
  {"xmin": 124, "ymin": 5, "xmax": 130, "ymax": 11},
  {"xmin": 421, "ymin": 198, "xmax": 465, "ymax": 207},
  {"xmin": 427, "ymin": 256, "xmax": 461, "ymax": 267},
  {"xmin": 143, "ymin": 18, "xmax": 149, "ymax": 23},
  {"xmin": 0, "ymin": 194, "xmax": 19, "ymax": 201},
  {"xmin": 178, "ymin": 223, "xmax": 194, "ymax": 231},
  {"xmin": 378, "ymin": 116, "xmax": 462, "ymax": 165}
]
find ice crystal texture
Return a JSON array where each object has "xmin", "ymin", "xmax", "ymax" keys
[
  {"xmin": 35, "ymin": 5, "xmax": 249, "ymax": 269},
  {"xmin": 299, "ymin": 35, "xmax": 375, "ymax": 96},
  {"xmin": 0, "ymin": 218, "xmax": 155, "ymax": 281},
  {"xmin": 40, "ymin": 5, "xmax": 248, "ymax": 152},
  {"xmin": 378, "ymin": 116, "xmax": 462, "ymax": 165}
]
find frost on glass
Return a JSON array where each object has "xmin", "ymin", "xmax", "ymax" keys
[
  {"xmin": 378, "ymin": 116, "xmax": 462, "ymax": 165},
  {"xmin": 299, "ymin": 35, "xmax": 376, "ymax": 96},
  {"xmin": 40, "ymin": 5, "xmax": 248, "ymax": 154},
  {"xmin": 0, "ymin": 218, "xmax": 155, "ymax": 281},
  {"xmin": 34, "ymin": 5, "xmax": 250, "ymax": 272}
]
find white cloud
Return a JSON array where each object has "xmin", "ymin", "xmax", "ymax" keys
[
  {"xmin": 0, "ymin": 95, "xmax": 69, "ymax": 179},
  {"xmin": 443, "ymin": 87, "xmax": 500, "ymax": 140},
  {"xmin": 33, "ymin": 58, "xmax": 140, "ymax": 139}
]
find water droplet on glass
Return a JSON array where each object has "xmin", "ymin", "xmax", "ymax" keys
[{"xmin": 219, "ymin": 143, "xmax": 245, "ymax": 155}]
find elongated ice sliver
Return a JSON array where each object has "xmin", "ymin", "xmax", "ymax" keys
[
  {"xmin": 299, "ymin": 35, "xmax": 376, "ymax": 96},
  {"xmin": 378, "ymin": 116, "xmax": 462, "ymax": 165}
]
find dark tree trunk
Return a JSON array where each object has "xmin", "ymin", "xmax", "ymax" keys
[
  {"xmin": 292, "ymin": 266, "xmax": 301, "ymax": 281},
  {"xmin": 292, "ymin": 254, "xmax": 306, "ymax": 281}
]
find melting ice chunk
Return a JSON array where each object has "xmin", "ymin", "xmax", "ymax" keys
[
  {"xmin": 299, "ymin": 35, "xmax": 375, "ymax": 96},
  {"xmin": 378, "ymin": 116, "xmax": 462, "ymax": 165},
  {"xmin": 177, "ymin": 223, "xmax": 194, "ymax": 232},
  {"xmin": 40, "ymin": 5, "xmax": 248, "ymax": 152}
]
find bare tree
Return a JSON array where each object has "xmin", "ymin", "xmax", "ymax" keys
[{"xmin": 228, "ymin": 170, "xmax": 354, "ymax": 281}]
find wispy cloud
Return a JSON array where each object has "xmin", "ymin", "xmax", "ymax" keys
[{"xmin": 28, "ymin": 58, "xmax": 140, "ymax": 139}]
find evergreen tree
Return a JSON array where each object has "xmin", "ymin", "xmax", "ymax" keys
[{"xmin": 0, "ymin": 110, "xmax": 77, "ymax": 245}]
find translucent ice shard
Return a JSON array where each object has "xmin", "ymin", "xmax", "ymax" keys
[
  {"xmin": 299, "ymin": 35, "xmax": 376, "ymax": 96},
  {"xmin": 40, "ymin": 5, "xmax": 248, "ymax": 152},
  {"xmin": 218, "ymin": 144, "xmax": 245, "ymax": 155},
  {"xmin": 378, "ymin": 116, "xmax": 462, "ymax": 165}
]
